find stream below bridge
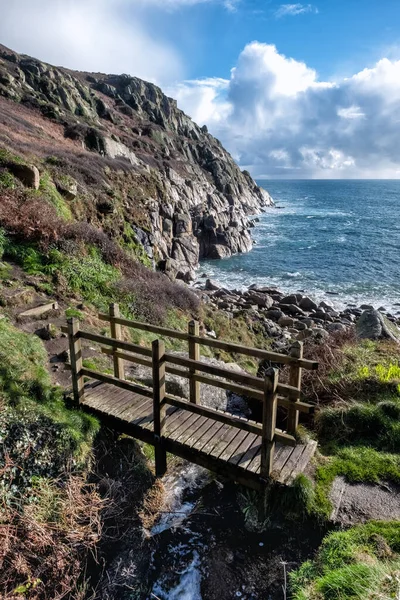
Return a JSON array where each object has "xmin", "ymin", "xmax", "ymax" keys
[{"xmin": 142, "ymin": 462, "xmax": 325, "ymax": 600}]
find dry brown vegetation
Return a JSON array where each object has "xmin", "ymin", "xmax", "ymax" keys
[{"xmin": 0, "ymin": 476, "xmax": 103, "ymax": 600}]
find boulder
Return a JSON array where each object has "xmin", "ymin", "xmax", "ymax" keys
[
  {"xmin": 280, "ymin": 294, "xmax": 300, "ymax": 305},
  {"xmin": 265, "ymin": 309, "xmax": 283, "ymax": 322},
  {"xmin": 299, "ymin": 296, "xmax": 318, "ymax": 312},
  {"xmin": 356, "ymin": 309, "xmax": 400, "ymax": 343},
  {"xmin": 280, "ymin": 303, "xmax": 305, "ymax": 316},
  {"xmin": 278, "ymin": 316, "xmax": 294, "ymax": 327},
  {"xmin": 205, "ymin": 279, "xmax": 220, "ymax": 291},
  {"xmin": 326, "ymin": 323, "xmax": 346, "ymax": 333},
  {"xmin": 55, "ymin": 177, "xmax": 78, "ymax": 200},
  {"xmin": 9, "ymin": 163, "xmax": 40, "ymax": 189}
]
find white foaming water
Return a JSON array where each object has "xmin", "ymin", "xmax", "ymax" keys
[
  {"xmin": 151, "ymin": 463, "xmax": 209, "ymax": 536},
  {"xmin": 199, "ymin": 180, "xmax": 400, "ymax": 314},
  {"xmin": 150, "ymin": 463, "xmax": 209, "ymax": 599},
  {"xmin": 152, "ymin": 552, "xmax": 202, "ymax": 600}
]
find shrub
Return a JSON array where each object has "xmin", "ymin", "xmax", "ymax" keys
[
  {"xmin": 0, "ymin": 475, "xmax": 103, "ymax": 599},
  {"xmin": 290, "ymin": 522, "xmax": 400, "ymax": 600},
  {"xmin": 0, "ymin": 189, "xmax": 64, "ymax": 248}
]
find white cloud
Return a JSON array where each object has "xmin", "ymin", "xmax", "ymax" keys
[
  {"xmin": 337, "ymin": 106, "xmax": 365, "ymax": 120},
  {"xmin": 275, "ymin": 3, "xmax": 317, "ymax": 18},
  {"xmin": 172, "ymin": 42, "xmax": 400, "ymax": 178},
  {"xmin": 0, "ymin": 0, "xmax": 186, "ymax": 85}
]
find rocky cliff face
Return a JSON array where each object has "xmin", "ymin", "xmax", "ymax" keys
[{"xmin": 0, "ymin": 45, "xmax": 273, "ymax": 280}]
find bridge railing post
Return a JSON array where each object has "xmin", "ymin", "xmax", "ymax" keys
[
  {"xmin": 188, "ymin": 320, "xmax": 200, "ymax": 404},
  {"xmin": 109, "ymin": 303, "xmax": 124, "ymax": 380},
  {"xmin": 152, "ymin": 338, "xmax": 167, "ymax": 477},
  {"xmin": 261, "ymin": 367, "xmax": 278, "ymax": 478},
  {"xmin": 287, "ymin": 340, "xmax": 303, "ymax": 434},
  {"xmin": 67, "ymin": 317, "xmax": 84, "ymax": 404}
]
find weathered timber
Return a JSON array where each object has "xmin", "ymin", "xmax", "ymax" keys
[
  {"xmin": 189, "ymin": 335, "xmax": 318, "ymax": 370},
  {"xmin": 98, "ymin": 313, "xmax": 189, "ymax": 341},
  {"xmin": 152, "ymin": 339, "xmax": 167, "ymax": 476},
  {"xmin": 164, "ymin": 395, "xmax": 262, "ymax": 435},
  {"xmin": 287, "ymin": 340, "xmax": 303, "ymax": 434},
  {"xmin": 66, "ymin": 311, "xmax": 318, "ymax": 490},
  {"xmin": 188, "ymin": 320, "xmax": 200, "ymax": 404},
  {"xmin": 67, "ymin": 318, "xmax": 84, "ymax": 403},
  {"xmin": 81, "ymin": 367, "xmax": 153, "ymax": 398},
  {"xmin": 109, "ymin": 303, "xmax": 124, "ymax": 380},
  {"xmin": 261, "ymin": 368, "xmax": 278, "ymax": 477},
  {"xmin": 79, "ymin": 331, "xmax": 152, "ymax": 357},
  {"xmin": 164, "ymin": 353, "xmax": 301, "ymax": 399}
]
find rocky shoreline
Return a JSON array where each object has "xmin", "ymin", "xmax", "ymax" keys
[{"xmin": 194, "ymin": 278, "xmax": 400, "ymax": 348}]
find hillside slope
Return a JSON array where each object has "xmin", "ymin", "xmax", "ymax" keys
[{"xmin": 0, "ymin": 44, "xmax": 272, "ymax": 281}]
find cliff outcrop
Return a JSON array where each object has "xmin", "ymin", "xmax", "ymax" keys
[{"xmin": 0, "ymin": 44, "xmax": 273, "ymax": 281}]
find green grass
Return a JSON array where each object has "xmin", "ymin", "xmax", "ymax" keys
[
  {"xmin": 313, "ymin": 447, "xmax": 400, "ymax": 518},
  {"xmin": 0, "ymin": 147, "xmax": 24, "ymax": 166},
  {"xmin": 0, "ymin": 319, "xmax": 99, "ymax": 505},
  {"xmin": 38, "ymin": 173, "xmax": 72, "ymax": 221},
  {"xmin": 0, "ymin": 171, "xmax": 17, "ymax": 189},
  {"xmin": 309, "ymin": 338, "xmax": 400, "ymax": 518},
  {"xmin": 65, "ymin": 307, "xmax": 83, "ymax": 319},
  {"xmin": 290, "ymin": 521, "xmax": 400, "ymax": 599}
]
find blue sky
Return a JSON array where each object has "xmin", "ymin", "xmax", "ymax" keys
[
  {"xmin": 143, "ymin": 0, "xmax": 400, "ymax": 82},
  {"xmin": 2, "ymin": 0, "xmax": 400, "ymax": 178}
]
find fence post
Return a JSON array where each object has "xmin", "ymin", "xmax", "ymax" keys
[
  {"xmin": 188, "ymin": 320, "xmax": 200, "ymax": 404},
  {"xmin": 152, "ymin": 339, "xmax": 167, "ymax": 477},
  {"xmin": 67, "ymin": 317, "xmax": 84, "ymax": 403},
  {"xmin": 261, "ymin": 367, "xmax": 278, "ymax": 478},
  {"xmin": 109, "ymin": 303, "xmax": 124, "ymax": 380},
  {"xmin": 287, "ymin": 340, "xmax": 303, "ymax": 435}
]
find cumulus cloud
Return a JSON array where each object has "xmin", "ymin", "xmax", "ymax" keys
[
  {"xmin": 275, "ymin": 3, "xmax": 317, "ymax": 18},
  {"xmin": 171, "ymin": 43, "xmax": 400, "ymax": 178},
  {"xmin": 0, "ymin": 0, "xmax": 187, "ymax": 85}
]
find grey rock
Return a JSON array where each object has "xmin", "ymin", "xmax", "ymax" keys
[
  {"xmin": 56, "ymin": 176, "xmax": 77, "ymax": 200},
  {"xmin": 280, "ymin": 303, "xmax": 305, "ymax": 316},
  {"xmin": 356, "ymin": 309, "xmax": 400, "ymax": 343},
  {"xmin": 205, "ymin": 279, "xmax": 220, "ymax": 291},
  {"xmin": 299, "ymin": 296, "xmax": 318, "ymax": 312},
  {"xmin": 326, "ymin": 322, "xmax": 346, "ymax": 333},
  {"xmin": 265, "ymin": 309, "xmax": 283, "ymax": 322},
  {"xmin": 280, "ymin": 294, "xmax": 300, "ymax": 306},
  {"xmin": 278, "ymin": 316, "xmax": 295, "ymax": 327},
  {"xmin": 9, "ymin": 163, "xmax": 40, "ymax": 189}
]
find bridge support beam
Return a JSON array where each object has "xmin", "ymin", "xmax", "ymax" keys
[{"xmin": 152, "ymin": 339, "xmax": 167, "ymax": 477}]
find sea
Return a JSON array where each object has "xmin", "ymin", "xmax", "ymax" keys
[{"xmin": 200, "ymin": 180, "xmax": 400, "ymax": 313}]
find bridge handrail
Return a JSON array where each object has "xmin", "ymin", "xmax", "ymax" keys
[
  {"xmin": 97, "ymin": 311, "xmax": 318, "ymax": 370},
  {"xmin": 64, "ymin": 304, "xmax": 318, "ymax": 478}
]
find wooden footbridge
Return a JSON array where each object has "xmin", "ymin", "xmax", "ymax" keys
[{"xmin": 64, "ymin": 305, "xmax": 318, "ymax": 490}]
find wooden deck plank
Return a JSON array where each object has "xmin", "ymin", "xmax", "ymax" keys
[
  {"xmin": 83, "ymin": 391, "xmax": 127, "ymax": 414},
  {"xmin": 212, "ymin": 422, "xmax": 242, "ymax": 458},
  {"xmin": 276, "ymin": 444, "xmax": 305, "ymax": 484},
  {"xmin": 79, "ymin": 382, "xmax": 317, "ymax": 489},
  {"xmin": 190, "ymin": 418, "xmax": 226, "ymax": 452},
  {"xmin": 282, "ymin": 441, "xmax": 317, "ymax": 485},
  {"xmin": 236, "ymin": 436, "xmax": 262, "ymax": 471},
  {"xmin": 165, "ymin": 408, "xmax": 195, "ymax": 437},
  {"xmin": 122, "ymin": 398, "xmax": 153, "ymax": 425},
  {"xmin": 164, "ymin": 405, "xmax": 196, "ymax": 432},
  {"xmin": 199, "ymin": 422, "xmax": 228, "ymax": 455},
  {"xmin": 218, "ymin": 428, "xmax": 249, "ymax": 462},
  {"xmin": 84, "ymin": 385, "xmax": 133, "ymax": 415},
  {"xmin": 204, "ymin": 423, "xmax": 234, "ymax": 457},
  {"xmin": 107, "ymin": 391, "xmax": 145, "ymax": 419},
  {"xmin": 114, "ymin": 392, "xmax": 152, "ymax": 420},
  {"xmin": 182, "ymin": 416, "xmax": 214, "ymax": 448},
  {"xmin": 169, "ymin": 412, "xmax": 206, "ymax": 442},
  {"xmin": 228, "ymin": 431, "xmax": 257, "ymax": 467},
  {"xmin": 174, "ymin": 414, "xmax": 206, "ymax": 445}
]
